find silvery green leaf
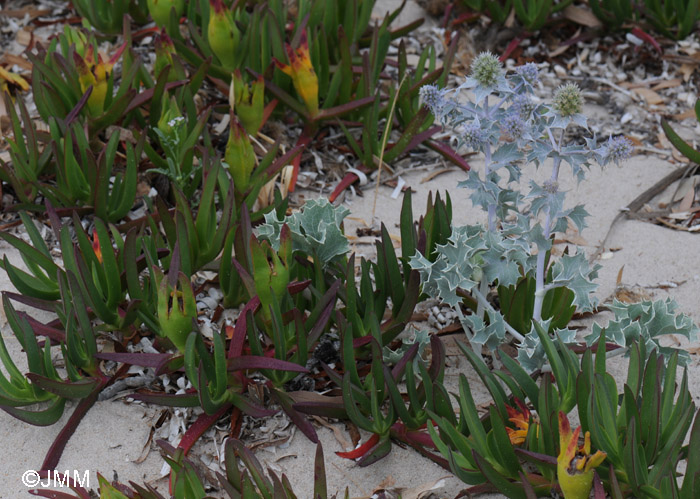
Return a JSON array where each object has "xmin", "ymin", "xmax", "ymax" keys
[
  {"xmin": 383, "ymin": 329, "xmax": 431, "ymax": 365},
  {"xmin": 571, "ymin": 113, "xmax": 588, "ymax": 129},
  {"xmin": 527, "ymin": 140, "xmax": 553, "ymax": 167},
  {"xmin": 563, "ymin": 204, "xmax": 589, "ymax": 233},
  {"xmin": 258, "ymin": 198, "xmax": 350, "ymax": 263},
  {"xmin": 515, "ymin": 318, "xmax": 552, "ymax": 372},
  {"xmin": 473, "ymin": 85, "xmax": 492, "ymax": 105},
  {"xmin": 549, "ymin": 252, "xmax": 599, "ymax": 312},
  {"xmin": 585, "ymin": 298, "xmax": 698, "ymax": 365},
  {"xmin": 528, "ymin": 182, "xmax": 565, "ymax": 220},
  {"xmin": 468, "ymin": 309, "xmax": 508, "ymax": 349},
  {"xmin": 411, "ymin": 225, "xmax": 488, "ymax": 306},
  {"xmin": 490, "ymin": 143, "xmax": 524, "ymax": 171},
  {"xmin": 496, "ymin": 188, "xmax": 522, "ymax": 219},
  {"xmin": 480, "ymin": 231, "xmax": 528, "ymax": 287},
  {"xmin": 527, "ymin": 223, "xmax": 552, "ymax": 251}
]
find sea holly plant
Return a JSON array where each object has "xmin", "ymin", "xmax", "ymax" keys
[{"xmin": 413, "ymin": 53, "xmax": 634, "ymax": 370}]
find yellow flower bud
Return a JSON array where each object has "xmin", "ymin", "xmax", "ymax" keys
[{"xmin": 274, "ymin": 30, "xmax": 319, "ymax": 117}]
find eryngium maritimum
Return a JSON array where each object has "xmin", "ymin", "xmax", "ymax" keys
[
  {"xmin": 470, "ymin": 52, "xmax": 503, "ymax": 87},
  {"xmin": 553, "ymin": 83, "xmax": 583, "ymax": 117}
]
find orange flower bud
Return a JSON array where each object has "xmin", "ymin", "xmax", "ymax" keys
[{"xmin": 274, "ymin": 30, "xmax": 319, "ymax": 117}]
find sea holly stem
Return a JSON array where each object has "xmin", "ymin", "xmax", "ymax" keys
[{"xmin": 533, "ymin": 133, "xmax": 563, "ymax": 322}]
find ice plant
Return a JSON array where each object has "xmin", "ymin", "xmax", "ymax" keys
[
  {"xmin": 207, "ymin": 0, "xmax": 240, "ymax": 72},
  {"xmin": 274, "ymin": 30, "xmax": 319, "ymax": 117},
  {"xmin": 91, "ymin": 231, "xmax": 103, "ymax": 264},
  {"xmin": 74, "ymin": 44, "xmax": 125, "ymax": 117},
  {"xmin": 147, "ymin": 0, "xmax": 185, "ymax": 29},
  {"xmin": 230, "ymin": 69, "xmax": 264, "ymax": 135},
  {"xmin": 154, "ymin": 29, "xmax": 178, "ymax": 81},
  {"xmin": 156, "ymin": 270, "xmax": 197, "ymax": 353},
  {"xmin": 557, "ymin": 412, "xmax": 606, "ymax": 499},
  {"xmin": 506, "ymin": 399, "xmax": 536, "ymax": 446},
  {"xmin": 225, "ymin": 118, "xmax": 256, "ymax": 193}
]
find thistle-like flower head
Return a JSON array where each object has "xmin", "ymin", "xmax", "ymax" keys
[
  {"xmin": 604, "ymin": 135, "xmax": 633, "ymax": 165},
  {"xmin": 419, "ymin": 84, "xmax": 445, "ymax": 114},
  {"xmin": 501, "ymin": 113, "xmax": 525, "ymax": 140},
  {"xmin": 510, "ymin": 94, "xmax": 535, "ymax": 119},
  {"xmin": 553, "ymin": 83, "xmax": 583, "ymax": 117},
  {"xmin": 470, "ymin": 52, "xmax": 503, "ymax": 88},
  {"xmin": 516, "ymin": 62, "xmax": 540, "ymax": 86},
  {"xmin": 461, "ymin": 122, "xmax": 486, "ymax": 149}
]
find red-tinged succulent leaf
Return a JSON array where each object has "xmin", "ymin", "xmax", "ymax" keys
[
  {"xmin": 352, "ymin": 336, "xmax": 373, "ymax": 348},
  {"xmin": 41, "ymin": 383, "xmax": 104, "ymax": 471},
  {"xmin": 260, "ymin": 99, "xmax": 278, "ymax": 129},
  {"xmin": 593, "ymin": 471, "xmax": 605, "ymax": 499},
  {"xmin": 285, "ymin": 132, "xmax": 312, "ymax": 193},
  {"xmin": 31, "ymin": 470, "xmax": 91, "ymax": 499},
  {"xmin": 517, "ymin": 472, "xmax": 538, "ymax": 499},
  {"xmin": 390, "ymin": 343, "xmax": 419, "ymax": 380},
  {"xmin": 228, "ymin": 298, "xmax": 260, "ymax": 358},
  {"xmin": 314, "ymin": 442, "xmax": 327, "ymax": 499},
  {"xmin": 29, "ymin": 489, "xmax": 83, "ymax": 499},
  {"xmin": 129, "ymin": 391, "xmax": 200, "ymax": 407},
  {"xmin": 385, "ymin": 124, "xmax": 440, "ymax": 163},
  {"xmin": 387, "ymin": 18, "xmax": 424, "ymax": 40},
  {"xmin": 392, "ymin": 424, "xmax": 435, "ymax": 448},
  {"xmin": 230, "ymin": 392, "xmax": 276, "ymax": 418},
  {"xmin": 227, "ymin": 355, "xmax": 308, "ymax": 373},
  {"xmin": 1, "ymin": 397, "xmax": 66, "ymax": 426},
  {"xmin": 631, "ymin": 27, "xmax": 662, "ymax": 54},
  {"xmin": 268, "ymin": 385, "xmax": 318, "ymax": 443},
  {"xmin": 307, "ymin": 281, "xmax": 339, "ymax": 346},
  {"xmin": 515, "ymin": 448, "xmax": 558, "ymax": 467},
  {"xmin": 336, "ymin": 433, "xmax": 380, "ymax": 459},
  {"xmin": 292, "ymin": 392, "xmax": 347, "ymax": 419},
  {"xmin": 178, "ymin": 403, "xmax": 232, "ymax": 454},
  {"xmin": 428, "ymin": 335, "xmax": 445, "ymax": 381},
  {"xmin": 500, "ymin": 36, "xmax": 525, "ymax": 62},
  {"xmin": 65, "ymin": 86, "xmax": 91, "ymax": 126},
  {"xmin": 287, "ymin": 279, "xmax": 312, "ymax": 295},
  {"xmin": 356, "ymin": 434, "xmax": 392, "ymax": 467},
  {"xmin": 155, "ymin": 355, "xmax": 185, "ymax": 376},
  {"xmin": 26, "ymin": 375, "xmax": 98, "ymax": 400},
  {"xmin": 262, "ymin": 142, "xmax": 305, "ymax": 184},
  {"xmin": 17, "ymin": 313, "xmax": 66, "ymax": 342},
  {"xmin": 329, "ymin": 171, "xmax": 360, "ymax": 203},
  {"xmin": 95, "ymin": 352, "xmax": 174, "ymax": 368},
  {"xmin": 426, "ymin": 139, "xmax": 471, "ymax": 172},
  {"xmin": 314, "ymin": 95, "xmax": 376, "ymax": 121}
]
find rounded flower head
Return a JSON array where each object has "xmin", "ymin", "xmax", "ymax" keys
[
  {"xmin": 461, "ymin": 122, "xmax": 486, "ymax": 149},
  {"xmin": 604, "ymin": 136, "xmax": 633, "ymax": 165},
  {"xmin": 420, "ymin": 84, "xmax": 446, "ymax": 115},
  {"xmin": 501, "ymin": 113, "xmax": 525, "ymax": 140},
  {"xmin": 553, "ymin": 83, "xmax": 583, "ymax": 117},
  {"xmin": 510, "ymin": 94, "xmax": 536, "ymax": 119},
  {"xmin": 470, "ymin": 52, "xmax": 503, "ymax": 88},
  {"xmin": 516, "ymin": 62, "xmax": 540, "ymax": 86}
]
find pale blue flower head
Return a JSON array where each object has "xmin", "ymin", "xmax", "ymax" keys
[{"xmin": 604, "ymin": 136, "xmax": 633, "ymax": 165}]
